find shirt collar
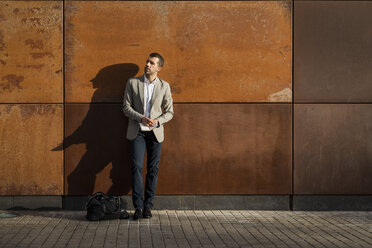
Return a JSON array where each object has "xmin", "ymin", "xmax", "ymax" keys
[{"xmin": 144, "ymin": 75, "xmax": 158, "ymax": 84}]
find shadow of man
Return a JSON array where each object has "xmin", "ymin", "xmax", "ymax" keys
[{"xmin": 53, "ymin": 63, "xmax": 139, "ymax": 196}]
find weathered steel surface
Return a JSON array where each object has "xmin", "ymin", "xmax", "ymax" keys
[
  {"xmin": 0, "ymin": 104, "xmax": 63, "ymax": 195},
  {"xmin": 160, "ymin": 104, "xmax": 292, "ymax": 194},
  {"xmin": 64, "ymin": 104, "xmax": 131, "ymax": 195},
  {"xmin": 65, "ymin": 1, "xmax": 292, "ymax": 103},
  {"xmin": 0, "ymin": 1, "xmax": 63, "ymax": 103},
  {"xmin": 65, "ymin": 104, "xmax": 291, "ymax": 195},
  {"xmin": 294, "ymin": 1, "xmax": 372, "ymax": 102},
  {"xmin": 294, "ymin": 104, "xmax": 372, "ymax": 194}
]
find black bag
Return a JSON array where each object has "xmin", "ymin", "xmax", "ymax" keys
[{"xmin": 86, "ymin": 192, "xmax": 129, "ymax": 221}]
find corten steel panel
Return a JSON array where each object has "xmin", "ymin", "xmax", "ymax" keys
[
  {"xmin": 294, "ymin": 104, "xmax": 372, "ymax": 194},
  {"xmin": 0, "ymin": 104, "xmax": 63, "ymax": 195},
  {"xmin": 65, "ymin": 104, "xmax": 291, "ymax": 195},
  {"xmin": 294, "ymin": 1, "xmax": 372, "ymax": 102},
  {"xmin": 159, "ymin": 104, "xmax": 292, "ymax": 194},
  {"xmin": 65, "ymin": 1, "xmax": 292, "ymax": 103},
  {"xmin": 0, "ymin": 1, "xmax": 63, "ymax": 103},
  {"xmin": 64, "ymin": 104, "xmax": 132, "ymax": 195}
]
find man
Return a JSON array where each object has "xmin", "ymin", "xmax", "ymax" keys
[{"xmin": 122, "ymin": 53, "xmax": 174, "ymax": 220}]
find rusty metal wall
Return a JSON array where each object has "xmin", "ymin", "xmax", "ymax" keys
[
  {"xmin": 294, "ymin": 104, "xmax": 372, "ymax": 194},
  {"xmin": 64, "ymin": 103, "xmax": 131, "ymax": 195},
  {"xmin": 64, "ymin": 1, "xmax": 293, "ymax": 195},
  {"xmin": 2, "ymin": 0, "xmax": 371, "ymax": 197},
  {"xmin": 0, "ymin": 1, "xmax": 63, "ymax": 103},
  {"xmin": 65, "ymin": 1, "xmax": 292, "ymax": 103},
  {"xmin": 0, "ymin": 1, "xmax": 63, "ymax": 195},
  {"xmin": 294, "ymin": 1, "xmax": 372, "ymax": 195},
  {"xmin": 0, "ymin": 104, "xmax": 63, "ymax": 195},
  {"xmin": 294, "ymin": 1, "xmax": 372, "ymax": 102},
  {"xmin": 65, "ymin": 104, "xmax": 292, "ymax": 195},
  {"xmin": 160, "ymin": 104, "xmax": 292, "ymax": 194}
]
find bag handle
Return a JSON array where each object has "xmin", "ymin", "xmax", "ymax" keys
[{"xmin": 102, "ymin": 195, "xmax": 122, "ymax": 215}]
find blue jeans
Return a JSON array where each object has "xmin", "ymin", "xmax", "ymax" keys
[{"xmin": 130, "ymin": 131, "xmax": 162, "ymax": 209}]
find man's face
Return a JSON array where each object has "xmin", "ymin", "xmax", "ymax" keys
[{"xmin": 144, "ymin": 57, "xmax": 161, "ymax": 76}]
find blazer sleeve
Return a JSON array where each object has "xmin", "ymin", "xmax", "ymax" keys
[
  {"xmin": 156, "ymin": 82, "xmax": 174, "ymax": 126},
  {"xmin": 122, "ymin": 79, "xmax": 144, "ymax": 123}
]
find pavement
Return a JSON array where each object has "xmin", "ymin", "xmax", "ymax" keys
[{"xmin": 0, "ymin": 210, "xmax": 371, "ymax": 248}]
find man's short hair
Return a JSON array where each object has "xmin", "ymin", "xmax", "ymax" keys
[{"xmin": 149, "ymin": 53, "xmax": 164, "ymax": 67}]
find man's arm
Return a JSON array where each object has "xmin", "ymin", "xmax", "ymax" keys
[
  {"xmin": 156, "ymin": 83, "xmax": 174, "ymax": 126},
  {"xmin": 122, "ymin": 79, "xmax": 144, "ymax": 123}
]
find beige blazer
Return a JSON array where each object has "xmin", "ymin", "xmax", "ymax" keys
[{"xmin": 122, "ymin": 75, "xmax": 174, "ymax": 142}]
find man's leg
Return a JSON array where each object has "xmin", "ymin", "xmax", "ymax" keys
[
  {"xmin": 144, "ymin": 131, "xmax": 162, "ymax": 209},
  {"xmin": 130, "ymin": 132, "xmax": 146, "ymax": 210}
]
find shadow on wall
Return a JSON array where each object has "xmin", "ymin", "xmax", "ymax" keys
[{"xmin": 53, "ymin": 63, "xmax": 139, "ymax": 195}]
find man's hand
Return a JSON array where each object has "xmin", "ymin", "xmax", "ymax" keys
[
  {"xmin": 152, "ymin": 119, "xmax": 159, "ymax": 127},
  {"xmin": 141, "ymin": 117, "xmax": 158, "ymax": 127},
  {"xmin": 141, "ymin": 116, "xmax": 152, "ymax": 126}
]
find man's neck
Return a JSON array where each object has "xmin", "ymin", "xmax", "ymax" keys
[{"xmin": 145, "ymin": 74, "xmax": 157, "ymax": 83}]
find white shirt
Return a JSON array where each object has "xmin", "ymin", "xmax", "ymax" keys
[{"xmin": 143, "ymin": 75, "xmax": 157, "ymax": 118}]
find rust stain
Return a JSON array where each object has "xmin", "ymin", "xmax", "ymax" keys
[
  {"xmin": 25, "ymin": 39, "xmax": 44, "ymax": 50},
  {"xmin": 30, "ymin": 7, "xmax": 42, "ymax": 14},
  {"xmin": 1, "ymin": 74, "xmax": 24, "ymax": 92},
  {"xmin": 170, "ymin": 81, "xmax": 182, "ymax": 94},
  {"xmin": 23, "ymin": 64, "xmax": 44, "ymax": 70},
  {"xmin": 0, "ymin": 30, "xmax": 5, "ymax": 52},
  {"xmin": 4, "ymin": 184, "xmax": 17, "ymax": 195},
  {"xmin": 66, "ymin": 3, "xmax": 80, "ymax": 15},
  {"xmin": 37, "ymin": 29, "xmax": 46, "ymax": 34},
  {"xmin": 282, "ymin": 45, "xmax": 290, "ymax": 53},
  {"xmin": 13, "ymin": 8, "xmax": 20, "ymax": 14},
  {"xmin": 30, "ymin": 52, "xmax": 54, "ymax": 59},
  {"xmin": 21, "ymin": 17, "xmax": 42, "ymax": 26},
  {"xmin": 0, "ymin": 43, "xmax": 5, "ymax": 52},
  {"xmin": 1, "ymin": 183, "xmax": 61, "ymax": 195},
  {"xmin": 0, "ymin": 59, "xmax": 6, "ymax": 65},
  {"xmin": 279, "ymin": 1, "xmax": 292, "ymax": 12},
  {"xmin": 46, "ymin": 183, "xmax": 60, "ymax": 194},
  {"xmin": 20, "ymin": 104, "xmax": 58, "ymax": 118},
  {"xmin": 2, "ymin": 104, "xmax": 59, "ymax": 119},
  {"xmin": 5, "ymin": 104, "xmax": 14, "ymax": 113},
  {"xmin": 19, "ymin": 183, "xmax": 41, "ymax": 195}
]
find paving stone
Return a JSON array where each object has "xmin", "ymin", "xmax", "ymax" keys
[{"xmin": 0, "ymin": 210, "xmax": 371, "ymax": 248}]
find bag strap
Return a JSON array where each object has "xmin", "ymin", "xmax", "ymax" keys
[
  {"xmin": 103, "ymin": 196, "xmax": 122, "ymax": 215},
  {"xmin": 85, "ymin": 192, "xmax": 105, "ymax": 209}
]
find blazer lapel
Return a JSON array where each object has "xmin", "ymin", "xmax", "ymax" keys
[{"xmin": 138, "ymin": 75, "xmax": 145, "ymax": 110}]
